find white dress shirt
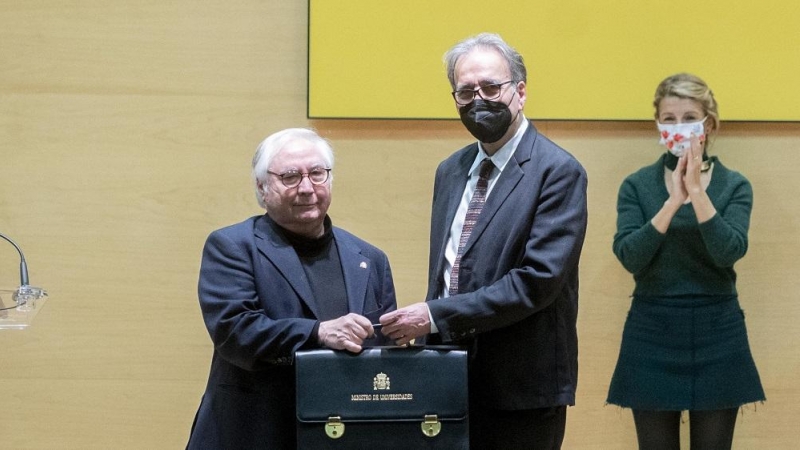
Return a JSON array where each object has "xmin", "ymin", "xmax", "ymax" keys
[{"xmin": 429, "ymin": 118, "xmax": 528, "ymax": 333}]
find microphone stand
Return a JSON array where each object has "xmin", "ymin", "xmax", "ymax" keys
[{"xmin": 0, "ymin": 232, "xmax": 47, "ymax": 310}]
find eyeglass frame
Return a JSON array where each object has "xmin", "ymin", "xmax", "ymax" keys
[
  {"xmin": 267, "ymin": 168, "xmax": 332, "ymax": 188},
  {"xmin": 451, "ymin": 80, "xmax": 516, "ymax": 106}
]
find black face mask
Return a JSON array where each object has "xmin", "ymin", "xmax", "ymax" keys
[{"xmin": 458, "ymin": 98, "xmax": 514, "ymax": 144}]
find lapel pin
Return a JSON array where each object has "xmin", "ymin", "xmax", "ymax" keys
[{"xmin": 360, "ymin": 262, "xmax": 367, "ymax": 269}]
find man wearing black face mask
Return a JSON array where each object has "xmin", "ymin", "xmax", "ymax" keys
[{"xmin": 380, "ymin": 33, "xmax": 588, "ymax": 449}]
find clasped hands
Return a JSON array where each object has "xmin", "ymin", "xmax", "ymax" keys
[
  {"xmin": 671, "ymin": 133, "xmax": 706, "ymax": 204},
  {"xmin": 317, "ymin": 303, "xmax": 432, "ymax": 352}
]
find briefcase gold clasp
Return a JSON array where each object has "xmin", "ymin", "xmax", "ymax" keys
[
  {"xmin": 325, "ymin": 416, "xmax": 345, "ymax": 439},
  {"xmin": 421, "ymin": 414, "xmax": 441, "ymax": 437}
]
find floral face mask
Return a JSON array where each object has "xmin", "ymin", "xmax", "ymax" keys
[{"xmin": 657, "ymin": 118, "xmax": 706, "ymax": 157}]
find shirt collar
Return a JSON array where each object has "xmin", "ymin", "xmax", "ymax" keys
[{"xmin": 471, "ymin": 116, "xmax": 528, "ymax": 176}]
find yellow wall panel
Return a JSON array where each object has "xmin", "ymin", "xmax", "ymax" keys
[{"xmin": 309, "ymin": 0, "xmax": 800, "ymax": 120}]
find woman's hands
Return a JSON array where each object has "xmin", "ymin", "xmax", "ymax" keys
[
  {"xmin": 669, "ymin": 133, "xmax": 705, "ymax": 204},
  {"xmin": 654, "ymin": 133, "xmax": 713, "ymax": 233},
  {"xmin": 681, "ymin": 133, "xmax": 706, "ymax": 196}
]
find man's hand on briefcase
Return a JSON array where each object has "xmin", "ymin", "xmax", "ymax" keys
[
  {"xmin": 379, "ymin": 303, "xmax": 432, "ymax": 346},
  {"xmin": 317, "ymin": 313, "xmax": 376, "ymax": 353}
]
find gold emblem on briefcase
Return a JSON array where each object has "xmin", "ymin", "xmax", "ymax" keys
[{"xmin": 373, "ymin": 372, "xmax": 390, "ymax": 390}]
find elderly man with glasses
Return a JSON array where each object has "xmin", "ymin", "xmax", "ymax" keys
[
  {"xmin": 187, "ymin": 128, "xmax": 397, "ymax": 450},
  {"xmin": 380, "ymin": 32, "xmax": 588, "ymax": 449}
]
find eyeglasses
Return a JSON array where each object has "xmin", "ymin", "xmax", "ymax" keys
[
  {"xmin": 268, "ymin": 168, "xmax": 331, "ymax": 188},
  {"xmin": 452, "ymin": 80, "xmax": 516, "ymax": 106}
]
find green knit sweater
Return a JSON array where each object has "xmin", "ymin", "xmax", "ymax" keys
[{"xmin": 613, "ymin": 155, "xmax": 752, "ymax": 297}]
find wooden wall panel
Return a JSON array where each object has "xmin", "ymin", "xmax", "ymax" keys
[{"xmin": 2, "ymin": 2, "xmax": 798, "ymax": 448}]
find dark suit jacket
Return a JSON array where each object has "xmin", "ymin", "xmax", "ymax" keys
[
  {"xmin": 425, "ymin": 123, "xmax": 587, "ymax": 410},
  {"xmin": 187, "ymin": 215, "xmax": 396, "ymax": 450}
]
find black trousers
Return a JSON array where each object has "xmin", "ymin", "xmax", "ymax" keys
[{"xmin": 470, "ymin": 404, "xmax": 567, "ymax": 450}]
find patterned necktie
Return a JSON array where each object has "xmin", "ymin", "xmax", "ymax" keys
[{"xmin": 449, "ymin": 158, "xmax": 494, "ymax": 295}]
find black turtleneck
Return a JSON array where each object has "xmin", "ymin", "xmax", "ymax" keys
[{"xmin": 280, "ymin": 216, "xmax": 348, "ymax": 321}]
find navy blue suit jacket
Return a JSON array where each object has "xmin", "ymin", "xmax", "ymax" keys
[
  {"xmin": 187, "ymin": 215, "xmax": 396, "ymax": 449},
  {"xmin": 425, "ymin": 123, "xmax": 587, "ymax": 410}
]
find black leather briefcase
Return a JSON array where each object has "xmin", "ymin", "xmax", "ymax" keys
[{"xmin": 295, "ymin": 346, "xmax": 468, "ymax": 449}]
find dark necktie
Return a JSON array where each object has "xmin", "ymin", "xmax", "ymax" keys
[{"xmin": 449, "ymin": 158, "xmax": 494, "ymax": 295}]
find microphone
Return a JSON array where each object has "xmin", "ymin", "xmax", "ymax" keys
[{"xmin": 0, "ymin": 231, "xmax": 47, "ymax": 307}]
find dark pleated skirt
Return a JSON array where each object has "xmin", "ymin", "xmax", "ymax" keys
[{"xmin": 607, "ymin": 294, "xmax": 765, "ymax": 410}]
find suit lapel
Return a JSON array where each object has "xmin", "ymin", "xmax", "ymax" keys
[
  {"xmin": 333, "ymin": 230, "xmax": 370, "ymax": 314},
  {"xmin": 461, "ymin": 125, "xmax": 537, "ymax": 256},
  {"xmin": 254, "ymin": 215, "xmax": 319, "ymax": 318},
  {"xmin": 432, "ymin": 147, "xmax": 477, "ymax": 279}
]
